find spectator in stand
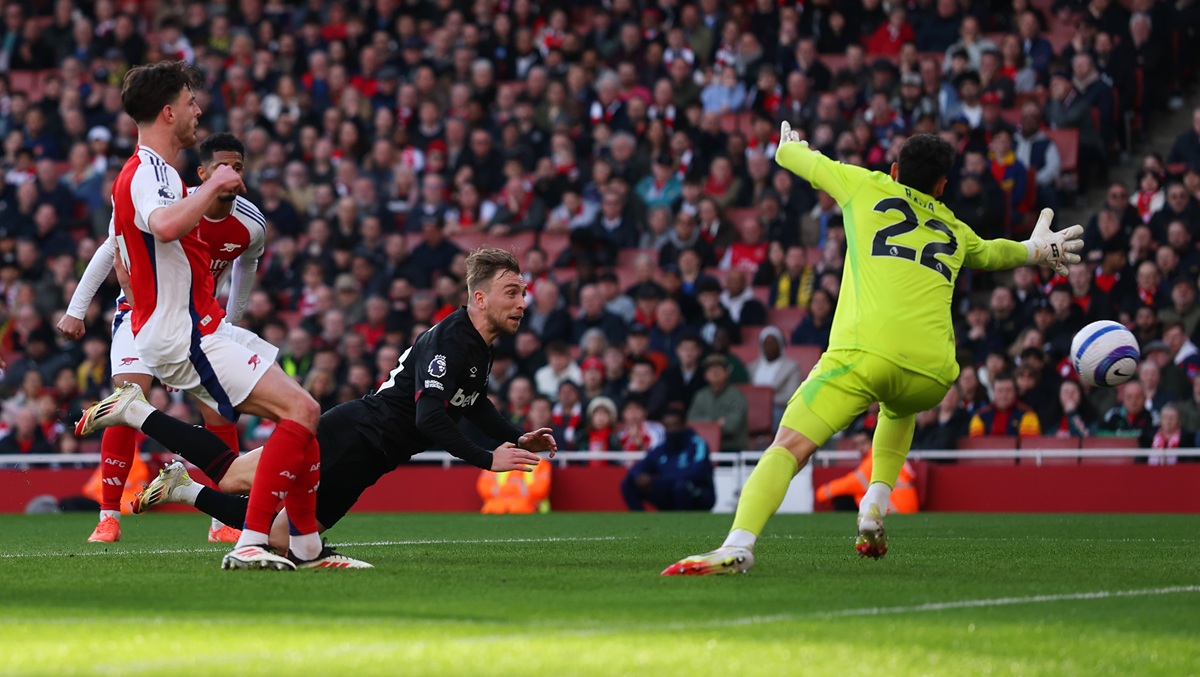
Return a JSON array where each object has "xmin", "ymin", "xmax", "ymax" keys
[
  {"xmin": 1046, "ymin": 69, "xmax": 1104, "ymax": 191},
  {"xmin": 1098, "ymin": 379, "xmax": 1159, "ymax": 448},
  {"xmin": 767, "ymin": 245, "xmax": 814, "ymax": 310},
  {"xmin": 577, "ymin": 396, "xmax": 620, "ymax": 462},
  {"xmin": 534, "ymin": 341, "xmax": 583, "ymax": 399},
  {"xmin": 636, "ymin": 154, "xmax": 682, "ymax": 210},
  {"xmin": 1150, "ymin": 184, "xmax": 1200, "ymax": 244},
  {"xmin": 1167, "ymin": 107, "xmax": 1200, "ymax": 173},
  {"xmin": 623, "ymin": 358, "xmax": 669, "ymax": 421},
  {"xmin": 525, "ymin": 281, "xmax": 571, "ymax": 347},
  {"xmin": 912, "ymin": 384, "xmax": 971, "ymax": 450},
  {"xmin": 942, "ymin": 15, "xmax": 997, "ymax": 73},
  {"xmin": 1161, "ymin": 322, "xmax": 1200, "ymax": 385},
  {"xmin": 1041, "ymin": 378, "xmax": 1097, "ymax": 438},
  {"xmin": 791, "ymin": 288, "xmax": 835, "ymax": 351},
  {"xmin": 1137, "ymin": 359, "xmax": 1176, "ymax": 413},
  {"xmin": 572, "ymin": 283, "xmax": 627, "ymax": 346},
  {"xmin": 748, "ymin": 326, "xmax": 802, "ymax": 426},
  {"xmin": 1149, "ymin": 403, "xmax": 1188, "ymax": 465},
  {"xmin": 618, "ymin": 398, "xmax": 665, "ymax": 453},
  {"xmin": 719, "ymin": 268, "xmax": 766, "ymax": 328},
  {"xmin": 687, "ymin": 354, "xmax": 749, "ymax": 452},
  {"xmin": 620, "ymin": 404, "xmax": 715, "ymax": 512},
  {"xmin": 0, "ymin": 406, "xmax": 52, "ymax": 456},
  {"xmin": 661, "ymin": 332, "xmax": 707, "ymax": 410},
  {"xmin": 968, "ymin": 373, "xmax": 1042, "ymax": 437},
  {"xmin": 1172, "ymin": 375, "xmax": 1200, "ymax": 437}
]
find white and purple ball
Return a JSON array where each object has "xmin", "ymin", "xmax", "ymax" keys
[{"xmin": 1070, "ymin": 320, "xmax": 1140, "ymax": 388}]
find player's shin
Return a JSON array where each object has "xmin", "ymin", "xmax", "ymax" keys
[
  {"xmin": 865, "ymin": 413, "xmax": 916, "ymax": 519},
  {"xmin": 141, "ymin": 411, "xmax": 240, "ymax": 482},
  {"xmin": 99, "ymin": 425, "xmax": 138, "ymax": 517},
  {"xmin": 193, "ymin": 486, "xmax": 250, "ymax": 527},
  {"xmin": 240, "ymin": 419, "xmax": 312, "ymax": 547},
  {"xmin": 204, "ymin": 423, "xmax": 241, "ymax": 481},
  {"xmin": 725, "ymin": 446, "xmax": 800, "ymax": 549},
  {"xmin": 284, "ymin": 437, "xmax": 322, "ymax": 561}
]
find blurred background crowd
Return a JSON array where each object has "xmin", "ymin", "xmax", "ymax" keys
[{"xmin": 0, "ymin": 0, "xmax": 1199, "ymax": 464}]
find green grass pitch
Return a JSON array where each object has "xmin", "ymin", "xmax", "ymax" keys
[{"xmin": 1, "ymin": 512, "xmax": 1198, "ymax": 676}]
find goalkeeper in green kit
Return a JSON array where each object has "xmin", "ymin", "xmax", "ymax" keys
[{"xmin": 663, "ymin": 126, "xmax": 1085, "ymax": 575}]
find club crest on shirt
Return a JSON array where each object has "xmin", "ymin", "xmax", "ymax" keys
[{"xmin": 428, "ymin": 354, "xmax": 448, "ymax": 378}]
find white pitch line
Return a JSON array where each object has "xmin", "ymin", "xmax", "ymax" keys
[{"xmin": 0, "ymin": 535, "xmax": 631, "ymax": 559}]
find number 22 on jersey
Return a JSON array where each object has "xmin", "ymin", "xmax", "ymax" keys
[{"xmin": 869, "ymin": 197, "xmax": 958, "ymax": 281}]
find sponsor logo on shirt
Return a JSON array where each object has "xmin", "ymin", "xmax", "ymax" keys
[
  {"xmin": 450, "ymin": 388, "xmax": 480, "ymax": 408},
  {"xmin": 428, "ymin": 354, "xmax": 448, "ymax": 378},
  {"xmin": 425, "ymin": 379, "xmax": 444, "ymax": 390},
  {"xmin": 158, "ymin": 185, "xmax": 175, "ymax": 200}
]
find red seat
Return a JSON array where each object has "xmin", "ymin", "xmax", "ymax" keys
[
  {"xmin": 767, "ymin": 306, "xmax": 805, "ymax": 333},
  {"xmin": 956, "ymin": 436, "xmax": 1018, "ymax": 465},
  {"xmin": 537, "ymin": 231, "xmax": 570, "ymax": 265},
  {"xmin": 740, "ymin": 325, "xmax": 764, "ymax": 347},
  {"xmin": 1018, "ymin": 436, "xmax": 1080, "ymax": 465},
  {"xmin": 784, "ymin": 345, "xmax": 822, "ymax": 372},
  {"xmin": 728, "ymin": 342, "xmax": 759, "ymax": 366},
  {"xmin": 688, "ymin": 420, "xmax": 722, "ymax": 455},
  {"xmin": 752, "ymin": 285, "xmax": 769, "ymax": 306},
  {"xmin": 735, "ymin": 384, "xmax": 776, "ymax": 449},
  {"xmin": 1079, "ymin": 436, "xmax": 1139, "ymax": 464},
  {"xmin": 1044, "ymin": 127, "xmax": 1078, "ymax": 174},
  {"xmin": 616, "ymin": 247, "xmax": 656, "ymax": 268}
]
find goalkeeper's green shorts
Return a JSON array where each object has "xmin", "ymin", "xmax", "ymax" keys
[{"xmin": 779, "ymin": 349, "xmax": 950, "ymax": 445}]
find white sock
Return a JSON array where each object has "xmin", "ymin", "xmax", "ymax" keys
[
  {"xmin": 859, "ymin": 482, "xmax": 891, "ymax": 524},
  {"xmin": 169, "ymin": 482, "xmax": 202, "ymax": 505},
  {"xmin": 722, "ymin": 529, "xmax": 757, "ymax": 550},
  {"xmin": 125, "ymin": 398, "xmax": 154, "ymax": 429},
  {"xmin": 100, "ymin": 510, "xmax": 120, "ymax": 522},
  {"xmin": 234, "ymin": 528, "xmax": 271, "ymax": 549},
  {"xmin": 290, "ymin": 532, "xmax": 323, "ymax": 561}
]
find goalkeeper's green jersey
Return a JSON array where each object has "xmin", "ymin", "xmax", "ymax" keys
[{"xmin": 776, "ymin": 143, "xmax": 1028, "ymax": 386}]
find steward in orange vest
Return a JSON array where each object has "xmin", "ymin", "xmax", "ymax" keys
[
  {"xmin": 477, "ymin": 458, "xmax": 552, "ymax": 514},
  {"xmin": 815, "ymin": 454, "xmax": 918, "ymax": 513}
]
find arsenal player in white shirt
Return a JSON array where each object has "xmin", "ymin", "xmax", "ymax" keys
[
  {"xmin": 59, "ymin": 132, "xmax": 265, "ymax": 545},
  {"xmin": 74, "ymin": 61, "xmax": 343, "ymax": 570}
]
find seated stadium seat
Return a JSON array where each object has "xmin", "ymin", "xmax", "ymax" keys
[
  {"xmin": 724, "ymin": 207, "xmax": 756, "ymax": 228},
  {"xmin": 688, "ymin": 420, "xmax": 722, "ymax": 456},
  {"xmin": 537, "ymin": 231, "xmax": 570, "ymax": 266},
  {"xmin": 752, "ymin": 286, "xmax": 770, "ymax": 306},
  {"xmin": 740, "ymin": 325, "xmax": 764, "ymax": 347},
  {"xmin": 735, "ymin": 384, "xmax": 776, "ymax": 448},
  {"xmin": 1079, "ymin": 436, "xmax": 1139, "ymax": 464},
  {"xmin": 767, "ymin": 306, "xmax": 805, "ymax": 334},
  {"xmin": 728, "ymin": 342, "xmax": 759, "ymax": 366},
  {"xmin": 956, "ymin": 436, "xmax": 1018, "ymax": 465},
  {"xmin": 1017, "ymin": 436, "xmax": 1080, "ymax": 465},
  {"xmin": 616, "ymin": 247, "xmax": 656, "ymax": 268},
  {"xmin": 820, "ymin": 54, "xmax": 848, "ymax": 73},
  {"xmin": 784, "ymin": 345, "xmax": 822, "ymax": 372},
  {"xmin": 1044, "ymin": 127, "xmax": 1078, "ymax": 175}
]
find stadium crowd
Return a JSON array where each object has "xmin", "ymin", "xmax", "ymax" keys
[{"xmin": 0, "ymin": 0, "xmax": 1198, "ymax": 465}]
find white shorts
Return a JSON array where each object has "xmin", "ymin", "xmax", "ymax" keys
[
  {"xmin": 110, "ymin": 309, "xmax": 154, "ymax": 378},
  {"xmin": 148, "ymin": 321, "xmax": 280, "ymax": 422}
]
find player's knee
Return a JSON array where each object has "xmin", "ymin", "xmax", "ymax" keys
[{"xmin": 287, "ymin": 395, "xmax": 321, "ymax": 431}]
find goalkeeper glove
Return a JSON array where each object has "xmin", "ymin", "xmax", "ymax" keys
[{"xmin": 1022, "ymin": 208, "xmax": 1084, "ymax": 277}]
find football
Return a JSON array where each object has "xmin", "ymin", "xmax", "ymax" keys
[{"xmin": 1070, "ymin": 320, "xmax": 1140, "ymax": 387}]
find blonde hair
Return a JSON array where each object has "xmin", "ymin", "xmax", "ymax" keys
[{"xmin": 465, "ymin": 247, "xmax": 520, "ymax": 293}]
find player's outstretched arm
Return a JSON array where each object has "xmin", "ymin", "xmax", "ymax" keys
[
  {"xmin": 964, "ymin": 208, "xmax": 1083, "ymax": 274},
  {"xmin": 773, "ymin": 121, "xmax": 866, "ymax": 205}
]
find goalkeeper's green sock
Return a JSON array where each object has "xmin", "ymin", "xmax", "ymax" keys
[{"xmin": 723, "ymin": 446, "xmax": 800, "ymax": 549}]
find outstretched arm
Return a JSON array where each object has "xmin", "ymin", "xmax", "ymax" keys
[
  {"xmin": 965, "ymin": 208, "xmax": 1084, "ymax": 274},
  {"xmin": 59, "ymin": 233, "xmax": 117, "ymax": 339},
  {"xmin": 415, "ymin": 395, "xmax": 542, "ymax": 471},
  {"xmin": 773, "ymin": 121, "xmax": 869, "ymax": 205}
]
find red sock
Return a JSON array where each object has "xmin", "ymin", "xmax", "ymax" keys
[
  {"xmin": 204, "ymin": 422, "xmax": 241, "ymax": 483},
  {"xmin": 100, "ymin": 426, "xmax": 138, "ymax": 512},
  {"xmin": 284, "ymin": 437, "xmax": 320, "ymax": 534},
  {"xmin": 243, "ymin": 419, "xmax": 311, "ymax": 533}
]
